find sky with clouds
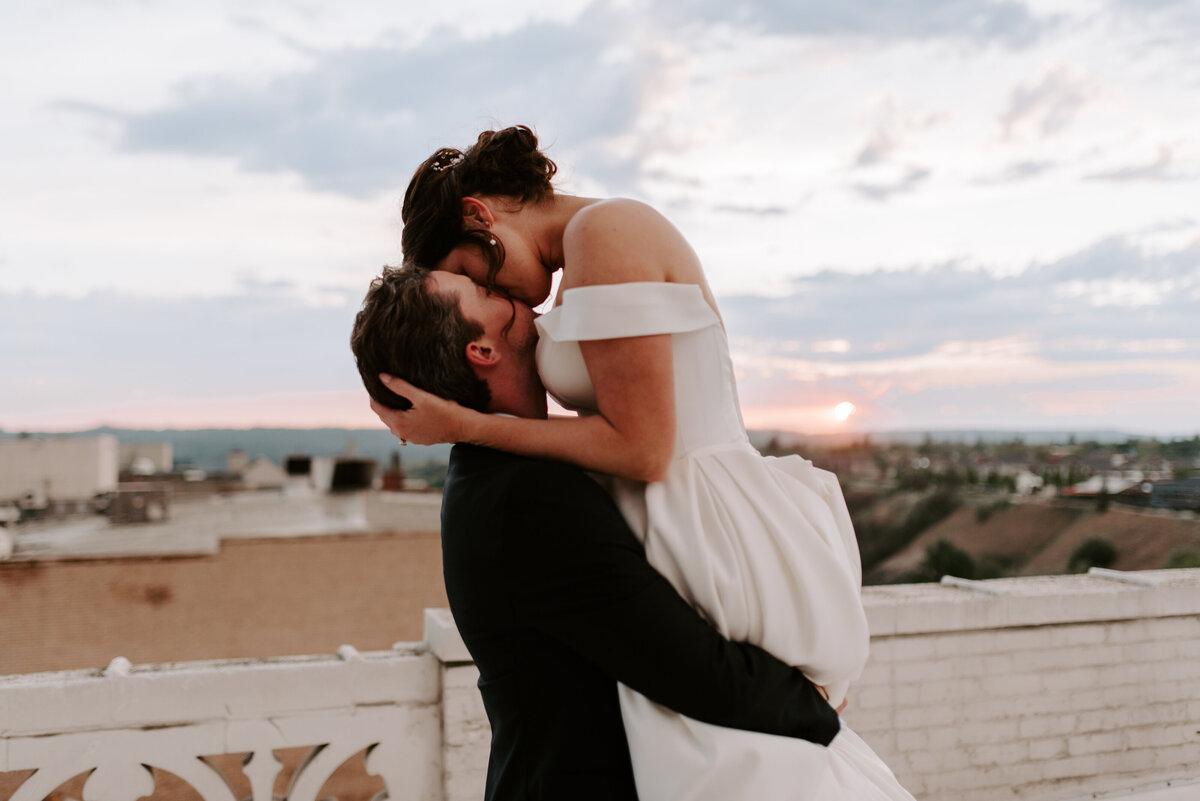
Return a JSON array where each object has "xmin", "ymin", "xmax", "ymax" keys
[{"xmin": 1, "ymin": 0, "xmax": 1197, "ymax": 435}]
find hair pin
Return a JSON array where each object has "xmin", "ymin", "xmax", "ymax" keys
[{"xmin": 430, "ymin": 151, "xmax": 464, "ymax": 173}]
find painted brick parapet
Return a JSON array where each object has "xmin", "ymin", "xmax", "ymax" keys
[
  {"xmin": 425, "ymin": 570, "xmax": 1200, "ymax": 801},
  {"xmin": 846, "ymin": 569, "xmax": 1200, "ymax": 800}
]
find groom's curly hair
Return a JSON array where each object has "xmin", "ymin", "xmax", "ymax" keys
[{"xmin": 350, "ymin": 263, "xmax": 491, "ymax": 412}]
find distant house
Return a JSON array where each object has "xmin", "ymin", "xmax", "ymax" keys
[
  {"xmin": 1149, "ymin": 478, "xmax": 1200, "ymax": 512},
  {"xmin": 330, "ymin": 458, "xmax": 377, "ymax": 493},
  {"xmin": 1013, "ymin": 469, "xmax": 1044, "ymax": 496},
  {"xmin": 283, "ymin": 454, "xmax": 334, "ymax": 493},
  {"xmin": 0, "ymin": 435, "xmax": 118, "ymax": 509},
  {"xmin": 242, "ymin": 457, "xmax": 287, "ymax": 490},
  {"xmin": 227, "ymin": 449, "xmax": 250, "ymax": 475},
  {"xmin": 118, "ymin": 442, "xmax": 173, "ymax": 476},
  {"xmin": 1062, "ymin": 473, "xmax": 1141, "ymax": 498}
]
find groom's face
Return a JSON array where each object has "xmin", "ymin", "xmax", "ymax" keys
[{"xmin": 426, "ymin": 271, "xmax": 538, "ymax": 364}]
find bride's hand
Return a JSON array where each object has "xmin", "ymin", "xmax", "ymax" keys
[
  {"xmin": 370, "ymin": 374, "xmax": 474, "ymax": 445},
  {"xmin": 814, "ymin": 683, "xmax": 848, "ymax": 716}
]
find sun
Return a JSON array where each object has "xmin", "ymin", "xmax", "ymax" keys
[{"xmin": 833, "ymin": 401, "xmax": 857, "ymax": 422}]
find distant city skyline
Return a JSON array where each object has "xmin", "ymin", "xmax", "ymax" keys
[{"xmin": 1, "ymin": 1, "xmax": 1197, "ymax": 435}]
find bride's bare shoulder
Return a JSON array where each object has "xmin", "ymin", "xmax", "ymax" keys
[
  {"xmin": 563, "ymin": 198, "xmax": 698, "ymax": 285},
  {"xmin": 565, "ymin": 198, "xmax": 674, "ymax": 240}
]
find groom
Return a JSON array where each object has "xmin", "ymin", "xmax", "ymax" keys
[{"xmin": 351, "ymin": 265, "xmax": 840, "ymax": 801}]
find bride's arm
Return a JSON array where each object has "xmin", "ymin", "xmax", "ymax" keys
[{"xmin": 375, "ymin": 201, "xmax": 681, "ymax": 482}]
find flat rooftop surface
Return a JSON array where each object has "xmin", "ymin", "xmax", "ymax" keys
[{"xmin": 4, "ymin": 489, "xmax": 441, "ymax": 561}]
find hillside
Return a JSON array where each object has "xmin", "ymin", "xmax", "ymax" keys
[
  {"xmin": 870, "ymin": 500, "xmax": 1200, "ymax": 582},
  {"xmin": 0, "ymin": 427, "xmax": 453, "ymax": 472},
  {"xmin": 1021, "ymin": 506, "xmax": 1200, "ymax": 575}
]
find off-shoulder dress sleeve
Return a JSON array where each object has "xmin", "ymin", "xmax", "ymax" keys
[{"xmin": 536, "ymin": 282, "xmax": 718, "ymax": 343}]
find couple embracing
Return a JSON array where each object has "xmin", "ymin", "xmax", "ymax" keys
[{"xmin": 351, "ymin": 126, "xmax": 915, "ymax": 800}]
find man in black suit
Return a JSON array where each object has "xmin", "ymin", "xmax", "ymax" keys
[{"xmin": 352, "ymin": 265, "xmax": 840, "ymax": 801}]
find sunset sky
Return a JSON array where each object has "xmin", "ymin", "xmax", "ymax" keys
[{"xmin": 2, "ymin": 0, "xmax": 1198, "ymax": 435}]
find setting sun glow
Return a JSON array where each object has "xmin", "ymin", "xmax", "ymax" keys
[{"xmin": 834, "ymin": 402, "xmax": 857, "ymax": 422}]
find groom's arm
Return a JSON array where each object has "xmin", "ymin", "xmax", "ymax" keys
[{"xmin": 504, "ymin": 462, "xmax": 841, "ymax": 746}]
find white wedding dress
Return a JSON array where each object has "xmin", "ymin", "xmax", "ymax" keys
[{"xmin": 535, "ymin": 282, "xmax": 915, "ymax": 801}]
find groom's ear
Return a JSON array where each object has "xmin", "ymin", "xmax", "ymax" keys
[
  {"xmin": 465, "ymin": 339, "xmax": 500, "ymax": 369},
  {"xmin": 461, "ymin": 197, "xmax": 493, "ymax": 229}
]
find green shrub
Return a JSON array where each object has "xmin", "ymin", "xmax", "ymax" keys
[
  {"xmin": 975, "ymin": 554, "xmax": 1017, "ymax": 579},
  {"xmin": 905, "ymin": 540, "xmax": 977, "ymax": 583},
  {"xmin": 1068, "ymin": 537, "xmax": 1117, "ymax": 572},
  {"xmin": 1166, "ymin": 549, "xmax": 1200, "ymax": 569}
]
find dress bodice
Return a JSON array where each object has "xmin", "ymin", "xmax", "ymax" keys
[{"xmin": 535, "ymin": 282, "xmax": 750, "ymax": 458}]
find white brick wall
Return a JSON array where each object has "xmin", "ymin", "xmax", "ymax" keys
[
  {"xmin": 427, "ymin": 570, "xmax": 1200, "ymax": 801},
  {"xmin": 844, "ymin": 569, "xmax": 1200, "ymax": 801}
]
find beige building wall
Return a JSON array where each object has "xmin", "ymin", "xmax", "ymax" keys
[{"xmin": 0, "ymin": 435, "xmax": 118, "ymax": 502}]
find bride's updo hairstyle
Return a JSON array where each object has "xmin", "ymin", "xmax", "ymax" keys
[{"xmin": 401, "ymin": 125, "xmax": 557, "ymax": 286}]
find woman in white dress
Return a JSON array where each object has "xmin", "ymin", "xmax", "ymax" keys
[{"xmin": 377, "ymin": 126, "xmax": 916, "ymax": 801}]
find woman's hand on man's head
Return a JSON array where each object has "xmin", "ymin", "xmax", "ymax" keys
[{"xmin": 371, "ymin": 374, "xmax": 471, "ymax": 446}]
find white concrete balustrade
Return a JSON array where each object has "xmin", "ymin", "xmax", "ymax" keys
[
  {"xmin": 0, "ymin": 646, "xmax": 443, "ymax": 801},
  {"xmin": 2, "ymin": 569, "xmax": 1199, "ymax": 801}
]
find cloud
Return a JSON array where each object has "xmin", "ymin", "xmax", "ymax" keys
[
  {"xmin": 54, "ymin": 1, "xmax": 1057, "ymax": 202},
  {"xmin": 722, "ymin": 234, "xmax": 1200, "ymax": 432},
  {"xmin": 712, "ymin": 203, "xmax": 790, "ymax": 216},
  {"xmin": 847, "ymin": 101, "xmax": 943, "ymax": 200},
  {"xmin": 1000, "ymin": 65, "xmax": 1102, "ymax": 140},
  {"xmin": 0, "ymin": 283, "xmax": 363, "ymax": 408},
  {"xmin": 70, "ymin": 9, "xmax": 664, "ymax": 197},
  {"xmin": 852, "ymin": 165, "xmax": 931, "ymax": 201},
  {"xmin": 654, "ymin": 0, "xmax": 1050, "ymax": 46},
  {"xmin": 1107, "ymin": 0, "xmax": 1200, "ymax": 31},
  {"xmin": 854, "ymin": 129, "xmax": 898, "ymax": 168},
  {"xmin": 853, "ymin": 101, "xmax": 945, "ymax": 168},
  {"xmin": 720, "ymin": 233, "xmax": 1200, "ymax": 362},
  {"xmin": 1086, "ymin": 143, "xmax": 1192, "ymax": 182},
  {"xmin": 974, "ymin": 159, "xmax": 1057, "ymax": 185}
]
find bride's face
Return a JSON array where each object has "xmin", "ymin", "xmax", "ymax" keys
[
  {"xmin": 434, "ymin": 236, "xmax": 551, "ymax": 307},
  {"xmin": 426, "ymin": 271, "xmax": 538, "ymax": 355}
]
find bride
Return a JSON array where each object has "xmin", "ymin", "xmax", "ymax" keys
[{"xmin": 375, "ymin": 126, "xmax": 915, "ymax": 800}]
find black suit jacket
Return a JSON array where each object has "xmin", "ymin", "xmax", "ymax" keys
[{"xmin": 441, "ymin": 444, "xmax": 840, "ymax": 801}]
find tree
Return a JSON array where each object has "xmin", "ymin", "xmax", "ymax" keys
[
  {"xmin": 1069, "ymin": 537, "xmax": 1117, "ymax": 572},
  {"xmin": 906, "ymin": 540, "xmax": 977, "ymax": 583}
]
